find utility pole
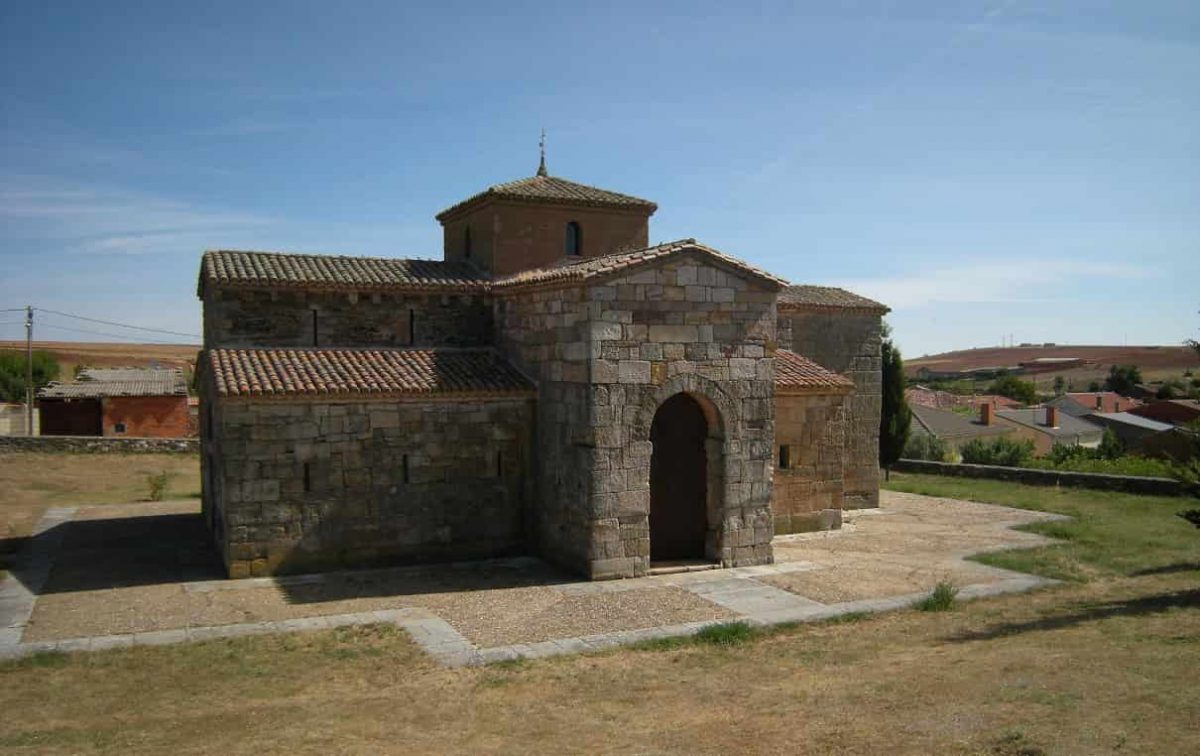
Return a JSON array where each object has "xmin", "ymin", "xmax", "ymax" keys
[{"xmin": 25, "ymin": 305, "xmax": 33, "ymax": 436}]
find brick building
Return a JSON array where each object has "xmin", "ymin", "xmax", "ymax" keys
[
  {"xmin": 197, "ymin": 165, "xmax": 887, "ymax": 579},
  {"xmin": 38, "ymin": 367, "xmax": 191, "ymax": 437}
]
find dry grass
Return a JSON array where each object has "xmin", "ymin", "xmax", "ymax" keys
[
  {"xmin": 0, "ymin": 574, "xmax": 1196, "ymax": 754},
  {"xmin": 0, "ymin": 452, "xmax": 199, "ymax": 571}
]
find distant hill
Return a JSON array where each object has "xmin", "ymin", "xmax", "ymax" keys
[
  {"xmin": 0, "ymin": 341, "xmax": 199, "ymax": 384},
  {"xmin": 906, "ymin": 344, "xmax": 1200, "ymax": 389}
]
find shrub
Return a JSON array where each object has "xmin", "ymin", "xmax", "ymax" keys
[
  {"xmin": 914, "ymin": 581, "xmax": 959, "ymax": 612},
  {"xmin": 146, "ymin": 470, "xmax": 173, "ymax": 501},
  {"xmin": 987, "ymin": 374, "xmax": 1037, "ymax": 405},
  {"xmin": 903, "ymin": 433, "xmax": 949, "ymax": 462},
  {"xmin": 0, "ymin": 350, "xmax": 60, "ymax": 403},
  {"xmin": 960, "ymin": 437, "xmax": 1035, "ymax": 467}
]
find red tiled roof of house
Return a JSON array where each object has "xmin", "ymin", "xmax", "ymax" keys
[
  {"xmin": 774, "ymin": 349, "xmax": 854, "ymax": 393},
  {"xmin": 1063, "ymin": 391, "xmax": 1142, "ymax": 414},
  {"xmin": 777, "ymin": 285, "xmax": 888, "ymax": 313},
  {"xmin": 208, "ymin": 348, "xmax": 535, "ymax": 399},
  {"xmin": 435, "ymin": 173, "xmax": 657, "ymax": 222},
  {"xmin": 200, "ymin": 250, "xmax": 488, "ymax": 295},
  {"xmin": 493, "ymin": 238, "xmax": 788, "ymax": 292}
]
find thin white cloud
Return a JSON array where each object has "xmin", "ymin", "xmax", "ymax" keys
[
  {"xmin": 838, "ymin": 259, "xmax": 1153, "ymax": 309},
  {"xmin": 0, "ymin": 176, "xmax": 274, "ymax": 254}
]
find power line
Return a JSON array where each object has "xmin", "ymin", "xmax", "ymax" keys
[
  {"xmin": 35, "ymin": 307, "xmax": 200, "ymax": 339},
  {"xmin": 35, "ymin": 321, "xmax": 196, "ymax": 345}
]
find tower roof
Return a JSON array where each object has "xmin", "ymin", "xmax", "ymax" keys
[{"xmin": 435, "ymin": 174, "xmax": 657, "ymax": 223}]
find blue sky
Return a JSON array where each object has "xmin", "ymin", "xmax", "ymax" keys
[{"xmin": 1, "ymin": 1, "xmax": 1197, "ymax": 357}]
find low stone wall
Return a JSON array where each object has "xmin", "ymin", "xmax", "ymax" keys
[
  {"xmin": 0, "ymin": 435, "xmax": 198, "ymax": 454},
  {"xmin": 893, "ymin": 459, "xmax": 1196, "ymax": 498}
]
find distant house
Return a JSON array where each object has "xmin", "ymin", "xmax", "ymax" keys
[
  {"xmin": 1048, "ymin": 391, "xmax": 1142, "ymax": 418},
  {"xmin": 905, "ymin": 385, "xmax": 1023, "ymax": 411},
  {"xmin": 1087, "ymin": 412, "xmax": 1173, "ymax": 450},
  {"xmin": 1128, "ymin": 399, "xmax": 1200, "ymax": 427},
  {"xmin": 909, "ymin": 404, "xmax": 1013, "ymax": 451},
  {"xmin": 993, "ymin": 406, "xmax": 1104, "ymax": 455},
  {"xmin": 37, "ymin": 367, "xmax": 191, "ymax": 438}
]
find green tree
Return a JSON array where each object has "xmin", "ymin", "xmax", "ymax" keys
[
  {"xmin": 1105, "ymin": 364, "xmax": 1142, "ymax": 395},
  {"xmin": 1052, "ymin": 375, "xmax": 1067, "ymax": 396},
  {"xmin": 987, "ymin": 374, "xmax": 1037, "ymax": 405},
  {"xmin": 0, "ymin": 350, "xmax": 60, "ymax": 403},
  {"xmin": 879, "ymin": 327, "xmax": 911, "ymax": 479}
]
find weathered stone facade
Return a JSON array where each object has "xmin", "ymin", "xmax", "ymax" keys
[
  {"xmin": 201, "ymin": 395, "xmax": 532, "ymax": 577},
  {"xmin": 197, "ymin": 168, "xmax": 887, "ymax": 580},
  {"xmin": 778, "ymin": 307, "xmax": 884, "ymax": 509}
]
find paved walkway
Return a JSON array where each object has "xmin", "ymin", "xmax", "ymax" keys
[{"xmin": 0, "ymin": 492, "xmax": 1065, "ymax": 666}]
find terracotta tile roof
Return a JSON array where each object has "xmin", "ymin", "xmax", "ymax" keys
[
  {"xmin": 39, "ymin": 367, "xmax": 188, "ymax": 399},
  {"xmin": 493, "ymin": 238, "xmax": 788, "ymax": 292},
  {"xmin": 200, "ymin": 250, "xmax": 488, "ymax": 295},
  {"xmin": 1060, "ymin": 391, "xmax": 1143, "ymax": 414},
  {"xmin": 774, "ymin": 349, "xmax": 854, "ymax": 393},
  {"xmin": 208, "ymin": 348, "xmax": 534, "ymax": 399},
  {"xmin": 436, "ymin": 174, "xmax": 657, "ymax": 221},
  {"xmin": 778, "ymin": 285, "xmax": 888, "ymax": 313}
]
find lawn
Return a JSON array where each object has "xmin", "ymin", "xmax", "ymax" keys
[{"xmin": 0, "ymin": 465, "xmax": 1197, "ymax": 754}]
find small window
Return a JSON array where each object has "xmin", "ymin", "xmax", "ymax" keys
[
  {"xmin": 464, "ymin": 226, "xmax": 472, "ymax": 259},
  {"xmin": 408, "ymin": 308, "xmax": 416, "ymax": 345},
  {"xmin": 778, "ymin": 445, "xmax": 790, "ymax": 470},
  {"xmin": 114, "ymin": 422, "xmax": 127, "ymax": 434},
  {"xmin": 495, "ymin": 449, "xmax": 503, "ymax": 479},
  {"xmin": 565, "ymin": 221, "xmax": 581, "ymax": 256},
  {"xmin": 402, "ymin": 454, "xmax": 410, "ymax": 484},
  {"xmin": 312, "ymin": 309, "xmax": 319, "ymax": 347},
  {"xmin": 303, "ymin": 462, "xmax": 311, "ymax": 492}
]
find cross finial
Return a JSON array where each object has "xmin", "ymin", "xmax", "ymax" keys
[{"xmin": 537, "ymin": 128, "xmax": 548, "ymax": 177}]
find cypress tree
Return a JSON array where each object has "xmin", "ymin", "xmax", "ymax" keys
[{"xmin": 879, "ymin": 330, "xmax": 911, "ymax": 480}]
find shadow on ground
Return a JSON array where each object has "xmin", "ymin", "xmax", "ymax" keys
[
  {"xmin": 2, "ymin": 511, "xmax": 576, "ymax": 603},
  {"xmin": 946, "ymin": 588, "xmax": 1200, "ymax": 643},
  {"xmin": 1, "ymin": 513, "xmax": 225, "ymax": 594}
]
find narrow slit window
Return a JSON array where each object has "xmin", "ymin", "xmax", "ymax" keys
[
  {"xmin": 464, "ymin": 226, "xmax": 472, "ymax": 259},
  {"xmin": 312, "ymin": 309, "xmax": 319, "ymax": 346},
  {"xmin": 402, "ymin": 454, "xmax": 410, "ymax": 484},
  {"xmin": 303, "ymin": 462, "xmax": 311, "ymax": 492},
  {"xmin": 565, "ymin": 221, "xmax": 581, "ymax": 256},
  {"xmin": 778, "ymin": 445, "xmax": 791, "ymax": 470},
  {"xmin": 495, "ymin": 449, "xmax": 503, "ymax": 478},
  {"xmin": 408, "ymin": 308, "xmax": 416, "ymax": 345}
]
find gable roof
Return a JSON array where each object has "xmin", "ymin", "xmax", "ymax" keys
[
  {"xmin": 774, "ymin": 350, "xmax": 855, "ymax": 394},
  {"xmin": 1090, "ymin": 412, "xmax": 1174, "ymax": 433},
  {"xmin": 38, "ymin": 367, "xmax": 188, "ymax": 399},
  {"xmin": 910, "ymin": 404, "xmax": 1012, "ymax": 441},
  {"xmin": 199, "ymin": 250, "xmax": 488, "ymax": 296},
  {"xmin": 778, "ymin": 285, "xmax": 888, "ymax": 313},
  {"xmin": 208, "ymin": 348, "xmax": 534, "ymax": 399},
  {"xmin": 493, "ymin": 238, "xmax": 788, "ymax": 293},
  {"xmin": 995, "ymin": 407, "xmax": 1104, "ymax": 439},
  {"xmin": 436, "ymin": 174, "xmax": 657, "ymax": 222},
  {"xmin": 1053, "ymin": 391, "xmax": 1142, "ymax": 415}
]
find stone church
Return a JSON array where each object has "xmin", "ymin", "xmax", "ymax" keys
[{"xmin": 196, "ymin": 159, "xmax": 887, "ymax": 579}]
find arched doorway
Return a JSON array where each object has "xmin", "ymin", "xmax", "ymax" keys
[{"xmin": 649, "ymin": 393, "xmax": 709, "ymax": 562}]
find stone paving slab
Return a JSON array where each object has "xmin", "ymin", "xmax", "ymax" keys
[{"xmin": 0, "ymin": 491, "xmax": 1067, "ymax": 665}]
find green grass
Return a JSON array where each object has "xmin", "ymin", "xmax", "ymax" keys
[
  {"xmin": 884, "ymin": 473, "xmax": 1200, "ymax": 582},
  {"xmin": 913, "ymin": 581, "xmax": 960, "ymax": 612},
  {"xmin": 631, "ymin": 621, "xmax": 760, "ymax": 652}
]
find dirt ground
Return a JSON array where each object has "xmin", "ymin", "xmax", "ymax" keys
[{"xmin": 19, "ymin": 492, "xmax": 1058, "ymax": 646}]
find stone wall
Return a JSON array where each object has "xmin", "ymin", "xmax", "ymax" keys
[
  {"xmin": 0, "ymin": 435, "xmax": 198, "ymax": 453},
  {"xmin": 893, "ymin": 459, "xmax": 1197, "ymax": 498},
  {"xmin": 203, "ymin": 396, "xmax": 533, "ymax": 577},
  {"xmin": 779, "ymin": 308, "xmax": 882, "ymax": 509},
  {"xmin": 498, "ymin": 253, "xmax": 780, "ymax": 579},
  {"xmin": 203, "ymin": 288, "xmax": 493, "ymax": 349},
  {"xmin": 772, "ymin": 392, "xmax": 847, "ymax": 533}
]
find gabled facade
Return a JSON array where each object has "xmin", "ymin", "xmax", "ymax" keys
[{"xmin": 197, "ymin": 166, "xmax": 887, "ymax": 579}]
